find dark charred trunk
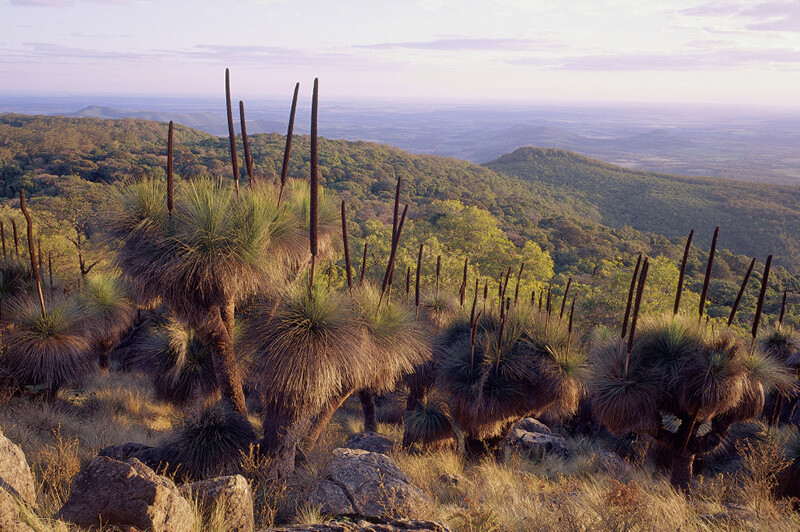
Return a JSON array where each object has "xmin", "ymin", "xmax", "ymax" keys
[
  {"xmin": 259, "ymin": 403, "xmax": 300, "ymax": 479},
  {"xmin": 669, "ymin": 449, "xmax": 696, "ymax": 491},
  {"xmin": 197, "ymin": 305, "xmax": 247, "ymax": 417},
  {"xmin": 98, "ymin": 338, "xmax": 113, "ymax": 370},
  {"xmin": 359, "ymin": 389, "xmax": 378, "ymax": 433},
  {"xmin": 464, "ymin": 432, "xmax": 507, "ymax": 462},
  {"xmin": 306, "ymin": 392, "xmax": 351, "ymax": 447}
]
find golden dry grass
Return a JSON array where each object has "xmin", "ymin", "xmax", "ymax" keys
[{"xmin": 2, "ymin": 371, "xmax": 800, "ymax": 531}]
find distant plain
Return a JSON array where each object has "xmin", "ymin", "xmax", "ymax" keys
[{"xmin": 2, "ymin": 95, "xmax": 799, "ymax": 184}]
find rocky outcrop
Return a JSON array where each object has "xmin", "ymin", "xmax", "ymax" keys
[
  {"xmin": 513, "ymin": 417, "xmax": 551, "ymax": 435},
  {"xmin": 345, "ymin": 432, "xmax": 397, "ymax": 454},
  {"xmin": 0, "ymin": 430, "xmax": 36, "ymax": 506},
  {"xmin": 307, "ymin": 448, "xmax": 432, "ymax": 520},
  {"xmin": 58, "ymin": 456, "xmax": 193, "ymax": 532},
  {"xmin": 98, "ymin": 442, "xmax": 179, "ymax": 475},
  {"xmin": 0, "ymin": 488, "xmax": 34, "ymax": 532},
  {"xmin": 181, "ymin": 474, "xmax": 254, "ymax": 532},
  {"xmin": 0, "ymin": 429, "xmax": 37, "ymax": 532},
  {"xmin": 506, "ymin": 424, "xmax": 569, "ymax": 459},
  {"xmin": 264, "ymin": 519, "xmax": 451, "ymax": 531}
]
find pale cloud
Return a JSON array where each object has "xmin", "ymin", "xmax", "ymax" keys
[
  {"xmin": 10, "ymin": 0, "xmax": 147, "ymax": 5},
  {"xmin": 677, "ymin": 0, "xmax": 800, "ymax": 31},
  {"xmin": 0, "ymin": 41, "xmax": 400, "ymax": 73},
  {"xmin": 678, "ymin": 2, "xmax": 744, "ymax": 17},
  {"xmin": 512, "ymin": 47, "xmax": 800, "ymax": 71},
  {"xmin": 10, "ymin": 0, "xmax": 71, "ymax": 6},
  {"xmin": 356, "ymin": 37, "xmax": 562, "ymax": 51}
]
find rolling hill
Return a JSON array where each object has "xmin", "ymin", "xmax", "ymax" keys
[
  {"xmin": 485, "ymin": 147, "xmax": 800, "ymax": 271},
  {"xmin": 1, "ymin": 112, "xmax": 798, "ymax": 287}
]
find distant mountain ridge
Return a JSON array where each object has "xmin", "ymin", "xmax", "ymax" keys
[
  {"xmin": 3, "ymin": 98, "xmax": 793, "ymax": 183},
  {"xmin": 485, "ymin": 146, "xmax": 800, "ymax": 268},
  {"xmin": 2, "ymin": 113, "xmax": 799, "ymax": 276}
]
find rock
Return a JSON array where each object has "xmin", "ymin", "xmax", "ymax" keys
[
  {"xmin": 98, "ymin": 442, "xmax": 179, "ymax": 475},
  {"xmin": 345, "ymin": 432, "xmax": 397, "ymax": 454},
  {"xmin": 263, "ymin": 519, "xmax": 451, "ymax": 531},
  {"xmin": 181, "ymin": 475, "xmax": 254, "ymax": 532},
  {"xmin": 307, "ymin": 448, "xmax": 432, "ymax": 520},
  {"xmin": 0, "ymin": 429, "xmax": 36, "ymax": 506},
  {"xmin": 437, "ymin": 473, "xmax": 466, "ymax": 488},
  {"xmin": 724, "ymin": 502, "xmax": 756, "ymax": 521},
  {"xmin": 595, "ymin": 451, "xmax": 634, "ymax": 478},
  {"xmin": 0, "ymin": 487, "xmax": 35, "ymax": 532},
  {"xmin": 58, "ymin": 457, "xmax": 193, "ymax": 532},
  {"xmin": 506, "ymin": 427, "xmax": 569, "ymax": 459},
  {"xmin": 513, "ymin": 417, "xmax": 551, "ymax": 435}
]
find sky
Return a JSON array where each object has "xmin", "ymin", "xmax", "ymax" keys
[{"xmin": 2, "ymin": 0, "xmax": 800, "ymax": 106}]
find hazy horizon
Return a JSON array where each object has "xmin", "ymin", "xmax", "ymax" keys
[{"xmin": 4, "ymin": 0, "xmax": 800, "ymax": 106}]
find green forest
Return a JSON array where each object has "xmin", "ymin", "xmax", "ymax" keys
[
  {"xmin": 0, "ymin": 113, "xmax": 796, "ymax": 331},
  {"xmin": 4, "ymin": 107, "xmax": 800, "ymax": 531}
]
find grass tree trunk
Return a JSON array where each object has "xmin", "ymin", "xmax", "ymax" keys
[
  {"xmin": 306, "ymin": 392, "xmax": 352, "ymax": 447},
  {"xmin": 463, "ymin": 427, "xmax": 512, "ymax": 462},
  {"xmin": 359, "ymin": 389, "xmax": 378, "ymax": 432},
  {"xmin": 259, "ymin": 403, "xmax": 301, "ymax": 479},
  {"xmin": 670, "ymin": 450, "xmax": 696, "ymax": 491},
  {"xmin": 197, "ymin": 305, "xmax": 247, "ymax": 417},
  {"xmin": 98, "ymin": 338, "xmax": 113, "ymax": 370},
  {"xmin": 221, "ymin": 298, "xmax": 235, "ymax": 339}
]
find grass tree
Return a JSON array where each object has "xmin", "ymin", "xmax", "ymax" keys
[
  {"xmin": 81, "ymin": 274, "xmax": 135, "ymax": 369},
  {"xmin": 438, "ymin": 304, "xmax": 586, "ymax": 459},
  {"xmin": 352, "ymin": 282, "xmax": 432, "ymax": 432},
  {"xmin": 1, "ymin": 190, "xmax": 93, "ymax": 401},
  {"xmin": 591, "ymin": 247, "xmax": 794, "ymax": 489},
  {"xmin": 130, "ymin": 315, "xmax": 220, "ymax": 406},
  {"xmin": 168, "ymin": 402, "xmax": 256, "ymax": 481},
  {"xmin": 244, "ymin": 283, "xmax": 369, "ymax": 476},
  {"xmin": 2, "ymin": 296, "xmax": 92, "ymax": 401},
  {"xmin": 591, "ymin": 315, "xmax": 793, "ymax": 488},
  {"xmin": 107, "ymin": 176, "xmax": 293, "ymax": 416},
  {"xmin": 759, "ymin": 322, "xmax": 800, "ymax": 424}
]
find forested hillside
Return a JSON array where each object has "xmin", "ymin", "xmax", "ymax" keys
[
  {"xmin": 1, "ymin": 113, "xmax": 797, "ymax": 326},
  {"xmin": 486, "ymin": 147, "xmax": 800, "ymax": 270}
]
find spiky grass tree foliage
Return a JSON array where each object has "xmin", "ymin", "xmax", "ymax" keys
[
  {"xmin": 352, "ymin": 282, "xmax": 432, "ymax": 432},
  {"xmin": 131, "ymin": 317, "xmax": 220, "ymax": 406},
  {"xmin": 403, "ymin": 392, "xmax": 456, "ymax": 450},
  {"xmin": 438, "ymin": 306, "xmax": 586, "ymax": 459},
  {"xmin": 760, "ymin": 323, "xmax": 800, "ymax": 364},
  {"xmin": 590, "ymin": 314, "xmax": 795, "ymax": 489},
  {"xmin": 168, "ymin": 402, "xmax": 256, "ymax": 481},
  {"xmin": 1, "ymin": 296, "xmax": 92, "ymax": 401},
  {"xmin": 108, "ymin": 177, "xmax": 295, "ymax": 416},
  {"xmin": 401, "ymin": 289, "xmax": 463, "ymax": 446},
  {"xmin": 754, "ymin": 323, "xmax": 800, "ymax": 425},
  {"xmin": 244, "ymin": 284, "xmax": 368, "ymax": 477},
  {"xmin": 0, "ymin": 259, "xmax": 30, "ymax": 325},
  {"xmin": 283, "ymin": 178, "xmax": 339, "ymax": 264},
  {"xmin": 81, "ymin": 274, "xmax": 134, "ymax": 369},
  {"xmin": 420, "ymin": 292, "xmax": 462, "ymax": 332}
]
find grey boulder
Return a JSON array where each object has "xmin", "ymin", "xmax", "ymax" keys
[
  {"xmin": 307, "ymin": 448, "xmax": 432, "ymax": 520},
  {"xmin": 58, "ymin": 456, "xmax": 193, "ymax": 532}
]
